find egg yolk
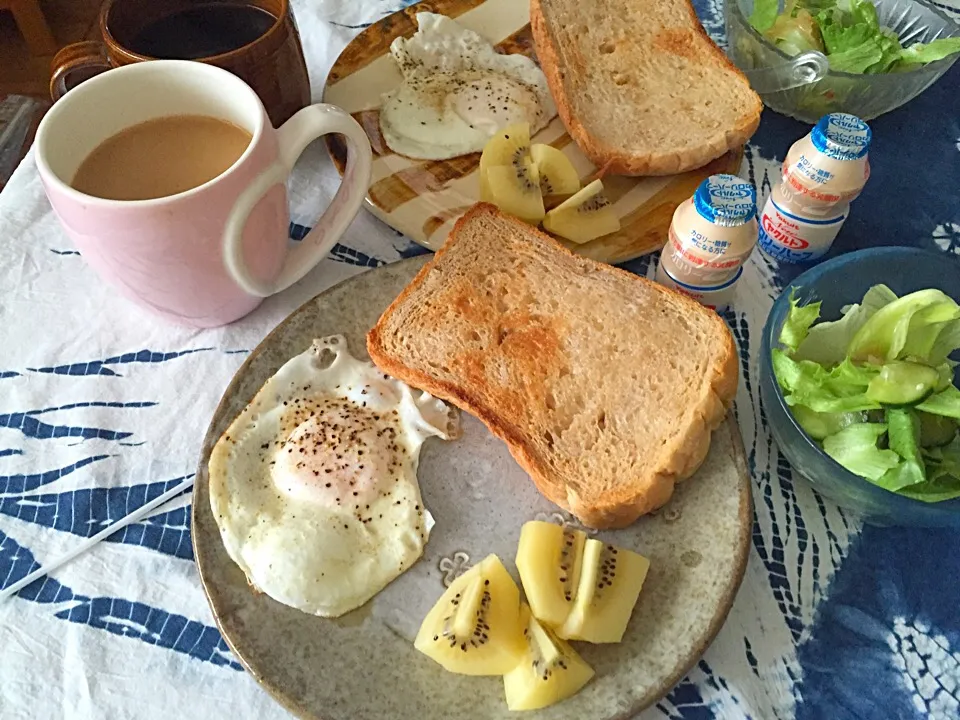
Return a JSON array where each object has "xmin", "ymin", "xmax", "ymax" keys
[
  {"xmin": 449, "ymin": 74, "xmax": 542, "ymax": 136},
  {"xmin": 270, "ymin": 398, "xmax": 408, "ymax": 511}
]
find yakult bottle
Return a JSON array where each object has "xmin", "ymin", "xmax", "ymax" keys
[
  {"xmin": 759, "ymin": 113, "xmax": 871, "ymax": 263},
  {"xmin": 655, "ymin": 174, "xmax": 758, "ymax": 311},
  {"xmin": 655, "ymin": 264, "xmax": 744, "ymax": 312}
]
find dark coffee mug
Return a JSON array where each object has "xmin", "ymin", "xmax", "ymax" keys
[{"xmin": 50, "ymin": 0, "xmax": 310, "ymax": 127}]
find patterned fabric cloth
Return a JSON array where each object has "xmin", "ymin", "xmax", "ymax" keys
[{"xmin": 1, "ymin": 1, "xmax": 959, "ymax": 718}]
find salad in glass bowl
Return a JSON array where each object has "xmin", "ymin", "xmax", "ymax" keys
[
  {"xmin": 725, "ymin": 0, "xmax": 960, "ymax": 122},
  {"xmin": 750, "ymin": 0, "xmax": 960, "ymax": 73}
]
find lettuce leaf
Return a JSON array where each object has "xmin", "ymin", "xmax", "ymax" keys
[
  {"xmin": 794, "ymin": 284, "xmax": 897, "ymax": 365},
  {"xmin": 867, "ymin": 30, "xmax": 907, "ymax": 74},
  {"xmin": 773, "ymin": 347, "xmax": 825, "ymax": 389},
  {"xmin": 817, "ymin": 2, "xmax": 878, "ymax": 55},
  {"xmin": 902, "ymin": 303, "xmax": 960, "ymax": 362},
  {"xmin": 815, "ymin": 0, "xmax": 903, "ymax": 73},
  {"xmin": 826, "ymin": 39, "xmax": 885, "ymax": 72},
  {"xmin": 929, "ymin": 320, "xmax": 960, "ymax": 366},
  {"xmin": 830, "ymin": 357, "xmax": 883, "ymax": 388},
  {"xmin": 768, "ymin": 8, "xmax": 827, "ymax": 55},
  {"xmin": 901, "ymin": 438, "xmax": 960, "ymax": 502},
  {"xmin": 779, "ymin": 292, "xmax": 822, "ymax": 353},
  {"xmin": 823, "ymin": 423, "xmax": 901, "ymax": 481},
  {"xmin": 773, "ymin": 350, "xmax": 880, "ymax": 393},
  {"xmin": 847, "ymin": 289, "xmax": 959, "ymax": 363},
  {"xmin": 799, "ymin": 0, "xmax": 840, "ymax": 12},
  {"xmin": 750, "ymin": 0, "xmax": 783, "ymax": 33},
  {"xmin": 934, "ymin": 361, "xmax": 958, "ymax": 393},
  {"xmin": 877, "ymin": 460, "xmax": 927, "ymax": 491},
  {"xmin": 898, "ymin": 38, "xmax": 960, "ymax": 65},
  {"xmin": 849, "ymin": 0, "xmax": 881, "ymax": 31},
  {"xmin": 774, "ymin": 349, "xmax": 881, "ymax": 412},
  {"xmin": 916, "ymin": 385, "xmax": 960, "ymax": 420},
  {"xmin": 898, "ymin": 480, "xmax": 960, "ymax": 503}
]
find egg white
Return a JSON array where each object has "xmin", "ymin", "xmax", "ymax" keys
[
  {"xmin": 379, "ymin": 12, "xmax": 557, "ymax": 160},
  {"xmin": 208, "ymin": 335, "xmax": 459, "ymax": 617}
]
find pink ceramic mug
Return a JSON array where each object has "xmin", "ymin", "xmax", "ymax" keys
[{"xmin": 35, "ymin": 60, "xmax": 372, "ymax": 327}]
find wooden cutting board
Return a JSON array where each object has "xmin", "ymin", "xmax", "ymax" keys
[{"xmin": 321, "ymin": 0, "xmax": 743, "ymax": 264}]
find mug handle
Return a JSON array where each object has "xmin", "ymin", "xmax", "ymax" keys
[
  {"xmin": 222, "ymin": 105, "xmax": 373, "ymax": 297},
  {"xmin": 50, "ymin": 41, "xmax": 112, "ymax": 100}
]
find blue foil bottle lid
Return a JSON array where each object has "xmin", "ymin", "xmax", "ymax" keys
[
  {"xmin": 693, "ymin": 174, "xmax": 757, "ymax": 226},
  {"xmin": 811, "ymin": 113, "xmax": 872, "ymax": 160}
]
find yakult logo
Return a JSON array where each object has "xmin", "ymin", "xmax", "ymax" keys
[
  {"xmin": 828, "ymin": 113, "xmax": 869, "ymax": 132},
  {"xmin": 828, "ymin": 129, "xmax": 869, "ymax": 147},
  {"xmin": 708, "ymin": 179, "xmax": 753, "ymax": 200},
  {"xmin": 761, "ymin": 213, "xmax": 809, "ymax": 249},
  {"xmin": 711, "ymin": 185, "xmax": 753, "ymax": 200},
  {"xmin": 758, "ymin": 195, "xmax": 848, "ymax": 264}
]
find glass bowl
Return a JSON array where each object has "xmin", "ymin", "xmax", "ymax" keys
[
  {"xmin": 726, "ymin": 0, "xmax": 960, "ymax": 123},
  {"xmin": 759, "ymin": 247, "xmax": 960, "ymax": 527}
]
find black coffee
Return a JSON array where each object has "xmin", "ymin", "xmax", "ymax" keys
[{"xmin": 131, "ymin": 3, "xmax": 276, "ymax": 60}]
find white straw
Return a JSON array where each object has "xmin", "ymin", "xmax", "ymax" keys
[{"xmin": 0, "ymin": 476, "xmax": 196, "ymax": 602}]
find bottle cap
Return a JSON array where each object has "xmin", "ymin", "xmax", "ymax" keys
[
  {"xmin": 811, "ymin": 113, "xmax": 871, "ymax": 160},
  {"xmin": 693, "ymin": 174, "xmax": 757, "ymax": 226}
]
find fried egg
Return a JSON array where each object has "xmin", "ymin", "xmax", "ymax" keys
[
  {"xmin": 379, "ymin": 12, "xmax": 557, "ymax": 160},
  {"xmin": 208, "ymin": 336, "xmax": 460, "ymax": 617}
]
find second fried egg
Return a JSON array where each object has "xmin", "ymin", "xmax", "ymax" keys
[{"xmin": 379, "ymin": 12, "xmax": 557, "ymax": 160}]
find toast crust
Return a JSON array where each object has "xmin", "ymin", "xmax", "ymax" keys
[
  {"xmin": 530, "ymin": 0, "xmax": 762, "ymax": 177},
  {"xmin": 367, "ymin": 204, "xmax": 738, "ymax": 529}
]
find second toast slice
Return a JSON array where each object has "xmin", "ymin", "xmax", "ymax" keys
[
  {"xmin": 531, "ymin": 0, "xmax": 762, "ymax": 176},
  {"xmin": 368, "ymin": 204, "xmax": 738, "ymax": 528}
]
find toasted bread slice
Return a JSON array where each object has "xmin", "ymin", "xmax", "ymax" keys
[
  {"xmin": 368, "ymin": 204, "xmax": 738, "ymax": 528},
  {"xmin": 530, "ymin": 0, "xmax": 762, "ymax": 176}
]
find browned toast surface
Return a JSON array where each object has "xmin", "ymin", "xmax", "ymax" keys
[{"xmin": 368, "ymin": 204, "xmax": 738, "ymax": 528}]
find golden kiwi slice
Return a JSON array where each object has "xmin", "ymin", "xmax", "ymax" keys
[
  {"xmin": 479, "ymin": 122, "xmax": 532, "ymax": 203},
  {"xmin": 558, "ymin": 539, "xmax": 650, "ymax": 643},
  {"xmin": 480, "ymin": 123, "xmax": 532, "ymax": 169},
  {"xmin": 503, "ymin": 603, "xmax": 595, "ymax": 711},
  {"xmin": 542, "ymin": 179, "xmax": 620, "ymax": 244},
  {"xmin": 414, "ymin": 554, "xmax": 525, "ymax": 675},
  {"xmin": 478, "ymin": 123, "xmax": 542, "ymax": 221},
  {"xmin": 530, "ymin": 144, "xmax": 580, "ymax": 196},
  {"xmin": 515, "ymin": 521, "xmax": 587, "ymax": 630},
  {"xmin": 486, "ymin": 163, "xmax": 546, "ymax": 223}
]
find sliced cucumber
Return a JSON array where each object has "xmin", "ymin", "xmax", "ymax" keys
[
  {"xmin": 865, "ymin": 361, "xmax": 940, "ymax": 407},
  {"xmin": 917, "ymin": 411, "xmax": 958, "ymax": 448},
  {"xmin": 791, "ymin": 405, "xmax": 868, "ymax": 441}
]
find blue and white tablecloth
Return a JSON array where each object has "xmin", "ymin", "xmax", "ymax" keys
[{"xmin": 2, "ymin": 1, "xmax": 959, "ymax": 717}]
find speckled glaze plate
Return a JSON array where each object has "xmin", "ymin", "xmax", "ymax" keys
[
  {"xmin": 193, "ymin": 258, "xmax": 752, "ymax": 720},
  {"xmin": 321, "ymin": 0, "xmax": 743, "ymax": 264}
]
